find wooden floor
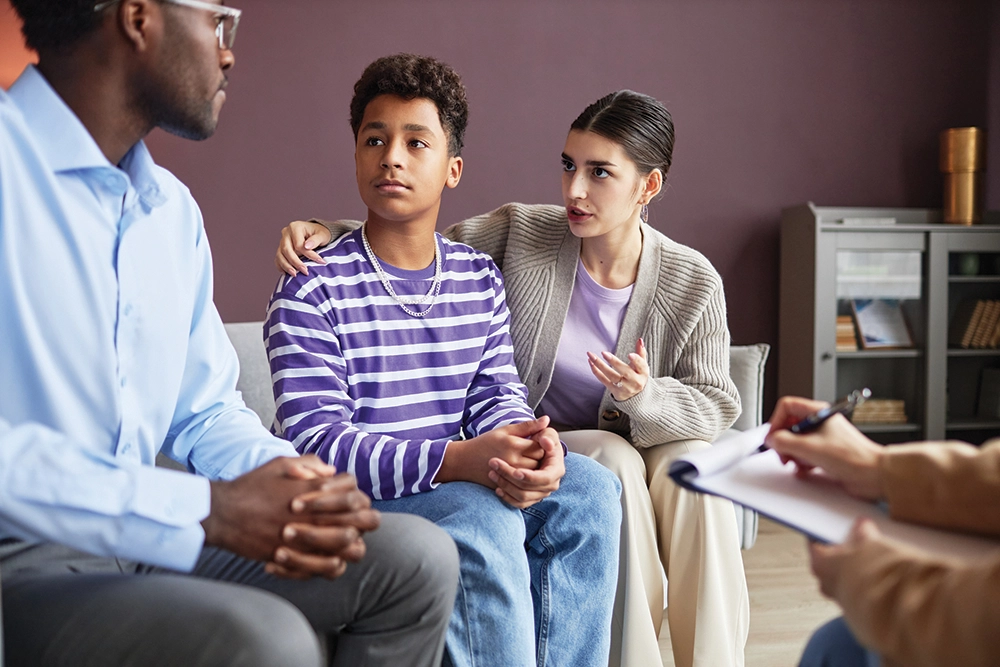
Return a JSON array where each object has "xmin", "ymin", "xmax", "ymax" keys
[{"xmin": 658, "ymin": 518, "xmax": 841, "ymax": 666}]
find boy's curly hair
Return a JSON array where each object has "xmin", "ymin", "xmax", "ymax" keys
[{"xmin": 350, "ymin": 54, "xmax": 469, "ymax": 157}]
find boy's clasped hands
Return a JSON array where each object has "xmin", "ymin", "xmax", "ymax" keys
[{"xmin": 436, "ymin": 415, "xmax": 565, "ymax": 509}]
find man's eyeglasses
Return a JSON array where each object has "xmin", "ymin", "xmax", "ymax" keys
[{"xmin": 94, "ymin": 0, "xmax": 242, "ymax": 51}]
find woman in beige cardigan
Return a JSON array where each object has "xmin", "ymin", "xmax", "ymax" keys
[{"xmin": 275, "ymin": 91, "xmax": 749, "ymax": 667}]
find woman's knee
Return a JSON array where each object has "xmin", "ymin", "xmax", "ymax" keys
[
  {"xmin": 641, "ymin": 438, "xmax": 712, "ymax": 485},
  {"xmin": 561, "ymin": 429, "xmax": 646, "ymax": 483}
]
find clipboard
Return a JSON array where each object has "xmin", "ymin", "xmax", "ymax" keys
[{"xmin": 669, "ymin": 425, "xmax": 1000, "ymax": 560}]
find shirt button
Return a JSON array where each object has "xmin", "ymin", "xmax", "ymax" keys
[
  {"xmin": 120, "ymin": 377, "xmax": 127, "ymax": 388},
  {"xmin": 123, "ymin": 304, "xmax": 133, "ymax": 316},
  {"xmin": 601, "ymin": 409, "xmax": 621, "ymax": 422}
]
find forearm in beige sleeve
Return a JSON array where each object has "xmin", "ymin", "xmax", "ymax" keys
[
  {"xmin": 835, "ymin": 537, "xmax": 1000, "ymax": 667},
  {"xmin": 881, "ymin": 440, "xmax": 1000, "ymax": 536}
]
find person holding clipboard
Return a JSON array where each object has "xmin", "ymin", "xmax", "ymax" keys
[{"xmin": 765, "ymin": 395, "xmax": 1000, "ymax": 667}]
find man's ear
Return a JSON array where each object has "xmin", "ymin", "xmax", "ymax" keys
[
  {"xmin": 445, "ymin": 155, "xmax": 463, "ymax": 189},
  {"xmin": 118, "ymin": 0, "xmax": 162, "ymax": 52}
]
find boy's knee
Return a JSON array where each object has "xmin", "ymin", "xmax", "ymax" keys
[
  {"xmin": 571, "ymin": 452, "xmax": 623, "ymax": 498},
  {"xmin": 565, "ymin": 454, "xmax": 623, "ymax": 525}
]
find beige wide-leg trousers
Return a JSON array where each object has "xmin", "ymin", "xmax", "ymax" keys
[{"xmin": 560, "ymin": 431, "xmax": 749, "ymax": 667}]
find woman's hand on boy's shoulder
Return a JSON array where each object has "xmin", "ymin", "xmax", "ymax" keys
[{"xmin": 276, "ymin": 220, "xmax": 332, "ymax": 276}]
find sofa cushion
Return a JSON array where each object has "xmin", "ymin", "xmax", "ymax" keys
[
  {"xmin": 225, "ymin": 322, "xmax": 277, "ymax": 430},
  {"xmin": 729, "ymin": 343, "xmax": 770, "ymax": 431}
]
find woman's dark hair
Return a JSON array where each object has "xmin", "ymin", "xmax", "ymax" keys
[
  {"xmin": 10, "ymin": 0, "xmax": 107, "ymax": 53},
  {"xmin": 349, "ymin": 53, "xmax": 469, "ymax": 157},
  {"xmin": 571, "ymin": 90, "xmax": 675, "ymax": 179}
]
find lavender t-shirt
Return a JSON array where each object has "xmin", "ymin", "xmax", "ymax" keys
[{"xmin": 539, "ymin": 257, "xmax": 633, "ymax": 429}]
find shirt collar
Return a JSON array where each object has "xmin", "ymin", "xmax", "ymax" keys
[{"xmin": 8, "ymin": 65, "xmax": 167, "ymax": 209}]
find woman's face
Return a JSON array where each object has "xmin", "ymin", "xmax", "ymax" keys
[{"xmin": 561, "ymin": 129, "xmax": 646, "ymax": 241}]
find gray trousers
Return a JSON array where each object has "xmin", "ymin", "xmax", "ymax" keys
[{"xmin": 0, "ymin": 513, "xmax": 457, "ymax": 667}]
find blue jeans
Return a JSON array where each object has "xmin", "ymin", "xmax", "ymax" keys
[
  {"xmin": 373, "ymin": 452, "xmax": 621, "ymax": 667},
  {"xmin": 799, "ymin": 616, "xmax": 881, "ymax": 667}
]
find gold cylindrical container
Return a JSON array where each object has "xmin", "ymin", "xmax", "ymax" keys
[{"xmin": 940, "ymin": 127, "xmax": 986, "ymax": 224}]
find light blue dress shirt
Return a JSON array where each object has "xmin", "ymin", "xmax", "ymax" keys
[{"xmin": 0, "ymin": 67, "xmax": 297, "ymax": 571}]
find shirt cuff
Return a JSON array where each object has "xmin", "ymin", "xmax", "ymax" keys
[{"xmin": 127, "ymin": 466, "xmax": 211, "ymax": 571}]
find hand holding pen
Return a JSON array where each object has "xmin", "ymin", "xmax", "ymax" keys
[
  {"xmin": 763, "ymin": 391, "xmax": 885, "ymax": 502},
  {"xmin": 789, "ymin": 388, "xmax": 872, "ymax": 434}
]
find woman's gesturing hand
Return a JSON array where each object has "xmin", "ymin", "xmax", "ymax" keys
[{"xmin": 588, "ymin": 338, "xmax": 649, "ymax": 401}]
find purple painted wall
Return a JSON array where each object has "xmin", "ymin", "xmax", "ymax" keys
[
  {"xmin": 989, "ymin": 1, "xmax": 1000, "ymax": 210},
  {"xmin": 1, "ymin": 0, "xmax": 994, "ymax": 411}
]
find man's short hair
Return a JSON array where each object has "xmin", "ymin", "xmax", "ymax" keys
[
  {"xmin": 349, "ymin": 54, "xmax": 469, "ymax": 158},
  {"xmin": 10, "ymin": 0, "xmax": 106, "ymax": 53}
]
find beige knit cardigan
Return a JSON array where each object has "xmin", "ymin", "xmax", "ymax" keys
[{"xmin": 316, "ymin": 202, "xmax": 740, "ymax": 447}]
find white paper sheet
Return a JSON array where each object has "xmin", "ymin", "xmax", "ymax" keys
[{"xmin": 671, "ymin": 431, "xmax": 1000, "ymax": 560}]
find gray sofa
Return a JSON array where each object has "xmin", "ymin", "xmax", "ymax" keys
[{"xmin": 222, "ymin": 322, "xmax": 770, "ymax": 549}]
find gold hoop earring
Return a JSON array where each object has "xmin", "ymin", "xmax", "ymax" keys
[{"xmin": 641, "ymin": 204, "xmax": 649, "ymax": 224}]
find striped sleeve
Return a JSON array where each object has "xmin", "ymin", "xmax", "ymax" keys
[
  {"xmin": 462, "ymin": 265, "xmax": 536, "ymax": 437},
  {"xmin": 265, "ymin": 279, "xmax": 448, "ymax": 500}
]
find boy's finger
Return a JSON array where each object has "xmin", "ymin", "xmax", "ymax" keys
[
  {"xmin": 491, "ymin": 458, "xmax": 560, "ymax": 490},
  {"xmin": 503, "ymin": 418, "xmax": 546, "ymax": 437}
]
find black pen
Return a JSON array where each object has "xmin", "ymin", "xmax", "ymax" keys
[
  {"xmin": 757, "ymin": 388, "xmax": 871, "ymax": 452},
  {"xmin": 789, "ymin": 388, "xmax": 872, "ymax": 434}
]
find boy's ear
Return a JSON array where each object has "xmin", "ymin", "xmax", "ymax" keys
[{"xmin": 445, "ymin": 156, "xmax": 463, "ymax": 190}]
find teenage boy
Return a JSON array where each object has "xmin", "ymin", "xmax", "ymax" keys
[
  {"xmin": 265, "ymin": 53, "xmax": 622, "ymax": 667},
  {"xmin": 0, "ymin": 2, "xmax": 457, "ymax": 665}
]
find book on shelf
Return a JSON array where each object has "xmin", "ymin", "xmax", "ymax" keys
[
  {"xmin": 991, "ymin": 314, "xmax": 1000, "ymax": 349},
  {"xmin": 950, "ymin": 299, "xmax": 984, "ymax": 348},
  {"xmin": 852, "ymin": 399, "xmax": 907, "ymax": 425},
  {"xmin": 852, "ymin": 299, "xmax": 913, "ymax": 349},
  {"xmin": 973, "ymin": 301, "xmax": 1000, "ymax": 349},
  {"xmin": 668, "ymin": 425, "xmax": 1000, "ymax": 559},
  {"xmin": 950, "ymin": 299, "xmax": 1000, "ymax": 349},
  {"xmin": 835, "ymin": 314, "xmax": 858, "ymax": 351}
]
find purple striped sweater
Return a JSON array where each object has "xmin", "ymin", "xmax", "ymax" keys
[{"xmin": 265, "ymin": 227, "xmax": 536, "ymax": 499}]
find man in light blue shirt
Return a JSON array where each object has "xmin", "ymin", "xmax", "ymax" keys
[{"xmin": 0, "ymin": 1, "xmax": 457, "ymax": 665}]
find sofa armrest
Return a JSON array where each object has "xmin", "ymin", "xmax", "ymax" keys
[{"xmin": 727, "ymin": 344, "xmax": 771, "ymax": 549}]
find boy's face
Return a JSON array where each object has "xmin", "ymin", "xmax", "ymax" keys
[{"xmin": 355, "ymin": 94, "xmax": 463, "ymax": 226}]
